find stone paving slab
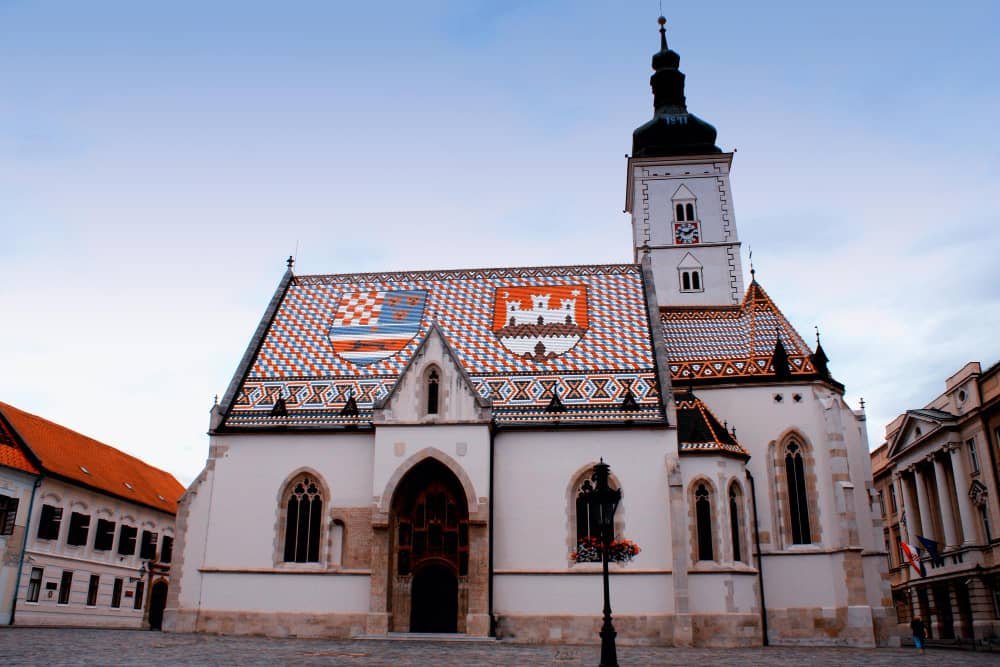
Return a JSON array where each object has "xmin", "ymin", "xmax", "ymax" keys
[{"xmin": 1, "ymin": 628, "xmax": 998, "ymax": 666}]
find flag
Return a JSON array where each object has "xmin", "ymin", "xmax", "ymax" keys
[
  {"xmin": 901, "ymin": 541, "xmax": 925, "ymax": 577},
  {"xmin": 917, "ymin": 536, "xmax": 944, "ymax": 567}
]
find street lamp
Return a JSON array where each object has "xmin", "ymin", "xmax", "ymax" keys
[{"xmin": 591, "ymin": 459, "xmax": 621, "ymax": 667}]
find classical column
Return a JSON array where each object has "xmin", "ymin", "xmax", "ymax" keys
[
  {"xmin": 895, "ymin": 473, "xmax": 915, "ymax": 542},
  {"xmin": 948, "ymin": 444, "xmax": 979, "ymax": 545},
  {"xmin": 932, "ymin": 455, "xmax": 959, "ymax": 548},
  {"xmin": 913, "ymin": 465, "xmax": 935, "ymax": 542}
]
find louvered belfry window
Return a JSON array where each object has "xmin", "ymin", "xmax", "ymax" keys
[
  {"xmin": 785, "ymin": 442, "xmax": 812, "ymax": 544},
  {"xmin": 284, "ymin": 476, "xmax": 323, "ymax": 563}
]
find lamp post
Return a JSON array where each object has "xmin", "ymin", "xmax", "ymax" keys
[{"xmin": 592, "ymin": 459, "xmax": 621, "ymax": 667}]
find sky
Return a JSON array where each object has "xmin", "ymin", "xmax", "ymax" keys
[{"xmin": 2, "ymin": 1, "xmax": 998, "ymax": 485}]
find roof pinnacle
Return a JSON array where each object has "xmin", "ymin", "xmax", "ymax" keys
[
  {"xmin": 658, "ymin": 15, "xmax": 667, "ymax": 50},
  {"xmin": 286, "ymin": 255, "xmax": 295, "ymax": 270}
]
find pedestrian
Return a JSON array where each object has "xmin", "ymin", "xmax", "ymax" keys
[{"xmin": 910, "ymin": 615, "xmax": 926, "ymax": 654}]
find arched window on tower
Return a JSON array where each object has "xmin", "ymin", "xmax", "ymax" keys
[
  {"xmin": 685, "ymin": 202, "xmax": 695, "ymax": 221},
  {"xmin": 785, "ymin": 442, "xmax": 812, "ymax": 544},
  {"xmin": 282, "ymin": 475, "xmax": 324, "ymax": 563},
  {"xmin": 729, "ymin": 483, "xmax": 743, "ymax": 562},
  {"xmin": 691, "ymin": 271, "xmax": 701, "ymax": 290},
  {"xmin": 675, "ymin": 203, "xmax": 685, "ymax": 221},
  {"xmin": 695, "ymin": 483, "xmax": 714, "ymax": 561},
  {"xmin": 427, "ymin": 369, "xmax": 440, "ymax": 415}
]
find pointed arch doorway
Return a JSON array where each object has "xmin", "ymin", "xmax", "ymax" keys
[{"xmin": 390, "ymin": 458, "xmax": 469, "ymax": 633}]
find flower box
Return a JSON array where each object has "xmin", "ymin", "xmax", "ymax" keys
[{"xmin": 570, "ymin": 537, "xmax": 641, "ymax": 564}]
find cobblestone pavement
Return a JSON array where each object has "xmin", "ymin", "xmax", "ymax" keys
[{"xmin": 1, "ymin": 628, "xmax": 999, "ymax": 667}]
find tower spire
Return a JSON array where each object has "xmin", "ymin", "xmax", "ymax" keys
[{"xmin": 632, "ymin": 16, "xmax": 721, "ymax": 157}]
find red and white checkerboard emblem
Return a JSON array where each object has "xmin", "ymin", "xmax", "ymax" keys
[{"xmin": 332, "ymin": 291, "xmax": 385, "ymax": 327}]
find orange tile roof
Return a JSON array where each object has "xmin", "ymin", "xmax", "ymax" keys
[
  {"xmin": 0, "ymin": 402, "xmax": 184, "ymax": 515},
  {"xmin": 0, "ymin": 415, "xmax": 39, "ymax": 475}
]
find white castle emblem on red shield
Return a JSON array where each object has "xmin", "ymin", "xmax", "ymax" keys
[{"xmin": 492, "ymin": 285, "xmax": 589, "ymax": 360}]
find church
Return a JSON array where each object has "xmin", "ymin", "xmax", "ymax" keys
[{"xmin": 163, "ymin": 18, "xmax": 893, "ymax": 647}]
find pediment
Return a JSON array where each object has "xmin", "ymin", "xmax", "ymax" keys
[
  {"xmin": 887, "ymin": 410, "xmax": 957, "ymax": 457},
  {"xmin": 671, "ymin": 183, "xmax": 696, "ymax": 201},
  {"xmin": 373, "ymin": 325, "xmax": 491, "ymax": 425},
  {"xmin": 677, "ymin": 252, "xmax": 703, "ymax": 269}
]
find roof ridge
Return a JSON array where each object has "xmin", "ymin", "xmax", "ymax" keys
[{"xmin": 295, "ymin": 262, "xmax": 641, "ymax": 282}]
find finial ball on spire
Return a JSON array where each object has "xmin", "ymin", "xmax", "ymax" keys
[{"xmin": 658, "ymin": 16, "xmax": 666, "ymax": 26}]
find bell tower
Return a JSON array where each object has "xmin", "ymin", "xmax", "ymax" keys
[{"xmin": 625, "ymin": 17, "xmax": 744, "ymax": 307}]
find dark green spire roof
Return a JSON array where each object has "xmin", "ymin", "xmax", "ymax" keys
[{"xmin": 632, "ymin": 17, "xmax": 722, "ymax": 158}]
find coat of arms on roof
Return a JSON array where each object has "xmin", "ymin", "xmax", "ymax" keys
[
  {"xmin": 328, "ymin": 289, "xmax": 427, "ymax": 366},
  {"xmin": 491, "ymin": 285, "xmax": 589, "ymax": 361}
]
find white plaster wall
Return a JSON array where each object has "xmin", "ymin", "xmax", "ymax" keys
[
  {"xmin": 0, "ymin": 468, "xmax": 37, "ymax": 625},
  {"xmin": 203, "ymin": 432, "xmax": 373, "ymax": 569},
  {"xmin": 760, "ymin": 552, "xmax": 848, "ymax": 608},
  {"xmin": 200, "ymin": 572, "xmax": 370, "ymax": 613},
  {"xmin": 15, "ymin": 477, "xmax": 175, "ymax": 627},
  {"xmin": 649, "ymin": 246, "xmax": 737, "ymax": 307},
  {"xmin": 687, "ymin": 573, "xmax": 758, "ymax": 613},
  {"xmin": 372, "ymin": 424, "xmax": 490, "ymax": 509},
  {"xmin": 175, "ymin": 467, "xmax": 212, "ymax": 610},
  {"xmin": 494, "ymin": 573, "xmax": 673, "ymax": 615},
  {"xmin": 493, "ymin": 428, "xmax": 674, "ymax": 573}
]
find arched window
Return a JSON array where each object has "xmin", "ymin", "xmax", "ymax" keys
[
  {"xmin": 675, "ymin": 203, "xmax": 685, "ymax": 221},
  {"xmin": 685, "ymin": 202, "xmax": 695, "ymax": 221},
  {"xmin": 283, "ymin": 475, "xmax": 323, "ymax": 563},
  {"xmin": 691, "ymin": 271, "xmax": 701, "ymax": 290},
  {"xmin": 695, "ymin": 483, "xmax": 714, "ymax": 561},
  {"xmin": 427, "ymin": 369, "xmax": 440, "ymax": 415},
  {"xmin": 572, "ymin": 472, "xmax": 622, "ymax": 544},
  {"xmin": 785, "ymin": 442, "xmax": 811, "ymax": 544},
  {"xmin": 682, "ymin": 272, "xmax": 691, "ymax": 291},
  {"xmin": 729, "ymin": 483, "xmax": 743, "ymax": 562}
]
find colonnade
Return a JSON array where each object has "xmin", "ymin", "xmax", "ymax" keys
[{"xmin": 893, "ymin": 443, "xmax": 979, "ymax": 549}]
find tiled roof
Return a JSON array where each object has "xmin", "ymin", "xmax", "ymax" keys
[
  {"xmin": 0, "ymin": 416, "xmax": 39, "ymax": 475},
  {"xmin": 0, "ymin": 403, "xmax": 184, "ymax": 514},
  {"xmin": 661, "ymin": 280, "xmax": 825, "ymax": 385},
  {"xmin": 675, "ymin": 390, "xmax": 749, "ymax": 459},
  {"xmin": 223, "ymin": 264, "xmax": 665, "ymax": 428}
]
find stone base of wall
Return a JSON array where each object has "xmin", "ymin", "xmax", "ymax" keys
[
  {"xmin": 871, "ymin": 606, "xmax": 899, "ymax": 647},
  {"xmin": 162, "ymin": 609, "xmax": 367, "ymax": 639},
  {"xmin": 496, "ymin": 614, "xmax": 674, "ymax": 645},
  {"xmin": 691, "ymin": 612, "xmax": 761, "ymax": 647},
  {"xmin": 767, "ymin": 606, "xmax": 876, "ymax": 647}
]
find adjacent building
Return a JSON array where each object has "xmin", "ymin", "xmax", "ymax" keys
[
  {"xmin": 871, "ymin": 361, "xmax": 1000, "ymax": 642},
  {"xmin": 0, "ymin": 402, "xmax": 185, "ymax": 628},
  {"xmin": 164, "ymin": 18, "xmax": 892, "ymax": 647}
]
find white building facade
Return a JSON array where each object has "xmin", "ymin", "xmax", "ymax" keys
[
  {"xmin": 0, "ymin": 402, "xmax": 184, "ymax": 629},
  {"xmin": 165, "ymin": 19, "xmax": 892, "ymax": 647}
]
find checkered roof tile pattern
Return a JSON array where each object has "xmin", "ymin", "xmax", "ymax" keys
[{"xmin": 226, "ymin": 264, "xmax": 662, "ymax": 427}]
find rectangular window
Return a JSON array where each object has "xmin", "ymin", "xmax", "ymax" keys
[
  {"xmin": 117, "ymin": 525, "xmax": 137, "ymax": 556},
  {"xmin": 877, "ymin": 491, "xmax": 886, "ymax": 517},
  {"xmin": 133, "ymin": 581, "xmax": 145, "ymax": 610},
  {"xmin": 26, "ymin": 567, "xmax": 43, "ymax": 602},
  {"xmin": 67, "ymin": 512, "xmax": 91, "ymax": 546},
  {"xmin": 967, "ymin": 438, "xmax": 980, "ymax": 474},
  {"xmin": 86, "ymin": 574, "xmax": 100, "ymax": 607},
  {"xmin": 57, "ymin": 570, "xmax": 73, "ymax": 605},
  {"xmin": 37, "ymin": 504, "xmax": 63, "ymax": 540},
  {"xmin": 160, "ymin": 535, "xmax": 173, "ymax": 564},
  {"xmin": 0, "ymin": 494, "xmax": 19, "ymax": 535},
  {"xmin": 139, "ymin": 530, "xmax": 158, "ymax": 560},
  {"xmin": 889, "ymin": 485, "xmax": 898, "ymax": 513},
  {"xmin": 982, "ymin": 505, "xmax": 993, "ymax": 543},
  {"xmin": 94, "ymin": 519, "xmax": 116, "ymax": 551},
  {"xmin": 111, "ymin": 578, "xmax": 123, "ymax": 608}
]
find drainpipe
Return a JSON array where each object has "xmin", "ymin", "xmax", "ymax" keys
[
  {"xmin": 746, "ymin": 469, "xmax": 768, "ymax": 645},
  {"xmin": 9, "ymin": 476, "xmax": 42, "ymax": 625},
  {"xmin": 488, "ymin": 423, "xmax": 496, "ymax": 637}
]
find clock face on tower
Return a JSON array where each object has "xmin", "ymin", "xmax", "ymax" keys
[{"xmin": 674, "ymin": 222, "xmax": 700, "ymax": 244}]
